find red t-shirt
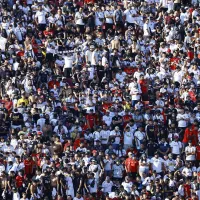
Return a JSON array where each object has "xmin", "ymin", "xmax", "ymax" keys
[
  {"xmin": 170, "ymin": 57, "xmax": 180, "ymax": 70},
  {"xmin": 187, "ymin": 51, "xmax": 194, "ymax": 60},
  {"xmin": 102, "ymin": 102, "xmax": 113, "ymax": 113},
  {"xmin": 188, "ymin": 90, "xmax": 196, "ymax": 102},
  {"xmin": 123, "ymin": 115, "xmax": 132, "ymax": 128},
  {"xmin": 24, "ymin": 159, "xmax": 34, "ymax": 175},
  {"xmin": 139, "ymin": 79, "xmax": 148, "ymax": 93},
  {"xmin": 73, "ymin": 138, "xmax": 80, "ymax": 150},
  {"xmin": 125, "ymin": 158, "xmax": 139, "ymax": 172},
  {"xmin": 0, "ymin": 100, "xmax": 13, "ymax": 115},
  {"xmin": 16, "ymin": 175, "xmax": 24, "ymax": 188},
  {"xmin": 184, "ymin": 184, "xmax": 191, "ymax": 197},
  {"xmin": 86, "ymin": 114, "xmax": 96, "ymax": 129},
  {"xmin": 182, "ymin": 127, "xmax": 198, "ymax": 146}
]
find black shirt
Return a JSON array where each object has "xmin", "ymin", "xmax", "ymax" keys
[
  {"xmin": 11, "ymin": 112, "xmax": 23, "ymax": 126},
  {"xmin": 146, "ymin": 124, "xmax": 155, "ymax": 139},
  {"xmin": 112, "ymin": 115, "xmax": 122, "ymax": 126},
  {"xmin": 146, "ymin": 142, "xmax": 158, "ymax": 157}
]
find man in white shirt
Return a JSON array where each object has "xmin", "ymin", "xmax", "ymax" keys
[
  {"xmin": 173, "ymin": 66, "xmax": 184, "ymax": 85},
  {"xmin": 109, "ymin": 126, "xmax": 121, "ymax": 149},
  {"xmin": 63, "ymin": 53, "xmax": 74, "ymax": 78},
  {"xmin": 143, "ymin": 19, "xmax": 151, "ymax": 39},
  {"xmin": 185, "ymin": 140, "xmax": 196, "ymax": 161},
  {"xmin": 75, "ymin": 7, "xmax": 86, "ymax": 33},
  {"xmin": 122, "ymin": 176, "xmax": 133, "ymax": 193},
  {"xmin": 37, "ymin": 114, "xmax": 46, "ymax": 129},
  {"xmin": 165, "ymin": 153, "xmax": 176, "ymax": 172},
  {"xmin": 100, "ymin": 124, "xmax": 110, "ymax": 149},
  {"xmin": 116, "ymin": 68, "xmax": 127, "ymax": 83},
  {"xmin": 95, "ymin": 7, "xmax": 104, "ymax": 27},
  {"xmin": 124, "ymin": 126, "xmax": 134, "ymax": 150},
  {"xmin": 102, "ymin": 111, "xmax": 112, "ymax": 126},
  {"xmin": 102, "ymin": 176, "xmax": 113, "ymax": 193},
  {"xmin": 176, "ymin": 108, "xmax": 189, "ymax": 128},
  {"xmin": 134, "ymin": 126, "xmax": 146, "ymax": 150},
  {"xmin": 104, "ymin": 5, "xmax": 114, "ymax": 30},
  {"xmin": 170, "ymin": 136, "xmax": 182, "ymax": 158},
  {"xmin": 150, "ymin": 152, "xmax": 165, "ymax": 174},
  {"xmin": 14, "ymin": 22, "xmax": 26, "ymax": 43},
  {"xmin": 35, "ymin": 5, "xmax": 47, "ymax": 31},
  {"xmin": 124, "ymin": 4, "xmax": 137, "ymax": 27}
]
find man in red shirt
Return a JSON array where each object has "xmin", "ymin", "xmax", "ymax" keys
[
  {"xmin": 170, "ymin": 52, "xmax": 180, "ymax": 70},
  {"xmin": 125, "ymin": 152, "xmax": 139, "ymax": 180},
  {"xmin": 86, "ymin": 109, "xmax": 97, "ymax": 130},
  {"xmin": 0, "ymin": 95, "xmax": 13, "ymax": 114},
  {"xmin": 16, "ymin": 170, "xmax": 25, "ymax": 195},
  {"xmin": 182, "ymin": 123, "xmax": 198, "ymax": 146},
  {"xmin": 139, "ymin": 75, "xmax": 148, "ymax": 101},
  {"xmin": 183, "ymin": 178, "xmax": 192, "ymax": 198},
  {"xmin": 102, "ymin": 99, "xmax": 113, "ymax": 113},
  {"xmin": 24, "ymin": 155, "xmax": 35, "ymax": 178}
]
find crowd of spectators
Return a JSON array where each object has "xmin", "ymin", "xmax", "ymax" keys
[{"xmin": 0, "ymin": 0, "xmax": 200, "ymax": 199}]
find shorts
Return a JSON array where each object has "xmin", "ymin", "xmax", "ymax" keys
[{"xmin": 38, "ymin": 24, "xmax": 46, "ymax": 31}]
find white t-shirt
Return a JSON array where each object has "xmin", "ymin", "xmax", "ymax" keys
[
  {"xmin": 173, "ymin": 70, "xmax": 184, "ymax": 83},
  {"xmin": 88, "ymin": 66, "xmax": 95, "ymax": 80},
  {"xmin": 102, "ymin": 181, "xmax": 113, "ymax": 193},
  {"xmin": 165, "ymin": 159, "xmax": 176, "ymax": 172},
  {"xmin": 185, "ymin": 146, "xmax": 196, "ymax": 161},
  {"xmin": 91, "ymin": 51, "xmax": 98, "ymax": 66},
  {"xmin": 35, "ymin": 11, "xmax": 46, "ymax": 24},
  {"xmin": 130, "ymin": 88, "xmax": 141, "ymax": 101},
  {"xmin": 100, "ymin": 130, "xmax": 110, "ymax": 144},
  {"xmin": 102, "ymin": 115, "xmax": 112, "ymax": 126},
  {"xmin": 124, "ymin": 131, "xmax": 134, "ymax": 145},
  {"xmin": 75, "ymin": 12, "xmax": 85, "ymax": 25},
  {"xmin": 113, "ymin": 164, "xmax": 124, "ymax": 178},
  {"xmin": 116, "ymin": 72, "xmax": 127, "ymax": 83},
  {"xmin": 63, "ymin": 55, "xmax": 74, "ymax": 69},
  {"xmin": 182, "ymin": 167, "xmax": 193, "ymax": 177},
  {"xmin": 143, "ymin": 23, "xmax": 150, "ymax": 36},
  {"xmin": 85, "ymin": 50, "xmax": 92, "ymax": 63},
  {"xmin": 176, "ymin": 113, "xmax": 188, "ymax": 127},
  {"xmin": 170, "ymin": 141, "xmax": 182, "ymax": 154},
  {"xmin": 150, "ymin": 157, "xmax": 164, "ymax": 173},
  {"xmin": 104, "ymin": 10, "xmax": 114, "ymax": 24},
  {"xmin": 124, "ymin": 9, "xmax": 137, "ymax": 23},
  {"xmin": 95, "ymin": 11, "xmax": 104, "ymax": 26},
  {"xmin": 122, "ymin": 181, "xmax": 133, "ymax": 193},
  {"xmin": 110, "ymin": 130, "xmax": 121, "ymax": 144}
]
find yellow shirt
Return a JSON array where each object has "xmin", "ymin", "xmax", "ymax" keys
[{"xmin": 17, "ymin": 98, "xmax": 29, "ymax": 107}]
